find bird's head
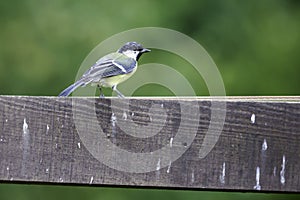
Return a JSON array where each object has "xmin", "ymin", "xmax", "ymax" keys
[{"xmin": 118, "ymin": 41, "xmax": 150, "ymax": 61}]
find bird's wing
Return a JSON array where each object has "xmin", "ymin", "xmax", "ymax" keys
[{"xmin": 81, "ymin": 53, "xmax": 137, "ymax": 84}]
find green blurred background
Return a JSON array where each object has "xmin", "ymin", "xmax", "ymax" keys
[{"xmin": 0, "ymin": 0, "xmax": 299, "ymax": 199}]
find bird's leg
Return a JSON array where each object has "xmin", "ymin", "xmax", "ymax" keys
[
  {"xmin": 112, "ymin": 85, "xmax": 125, "ymax": 98},
  {"xmin": 97, "ymin": 85, "xmax": 105, "ymax": 98}
]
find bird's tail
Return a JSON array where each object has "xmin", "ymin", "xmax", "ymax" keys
[{"xmin": 58, "ymin": 80, "xmax": 85, "ymax": 97}]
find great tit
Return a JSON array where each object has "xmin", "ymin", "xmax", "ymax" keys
[{"xmin": 58, "ymin": 41, "xmax": 150, "ymax": 97}]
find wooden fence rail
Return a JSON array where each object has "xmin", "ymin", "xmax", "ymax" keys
[{"xmin": 0, "ymin": 96, "xmax": 299, "ymax": 192}]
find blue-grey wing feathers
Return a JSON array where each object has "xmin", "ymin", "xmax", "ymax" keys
[{"xmin": 85, "ymin": 53, "xmax": 136, "ymax": 77}]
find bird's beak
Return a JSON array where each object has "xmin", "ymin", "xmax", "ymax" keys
[{"xmin": 141, "ymin": 48, "xmax": 151, "ymax": 53}]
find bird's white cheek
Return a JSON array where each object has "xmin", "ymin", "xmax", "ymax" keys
[{"xmin": 123, "ymin": 50, "xmax": 139, "ymax": 59}]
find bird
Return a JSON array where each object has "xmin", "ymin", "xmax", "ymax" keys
[{"xmin": 58, "ymin": 41, "xmax": 150, "ymax": 98}]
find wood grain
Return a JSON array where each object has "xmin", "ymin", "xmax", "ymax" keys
[{"xmin": 0, "ymin": 96, "xmax": 299, "ymax": 192}]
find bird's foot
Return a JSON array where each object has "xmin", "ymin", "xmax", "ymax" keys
[
  {"xmin": 112, "ymin": 85, "xmax": 125, "ymax": 98},
  {"xmin": 98, "ymin": 85, "xmax": 106, "ymax": 98}
]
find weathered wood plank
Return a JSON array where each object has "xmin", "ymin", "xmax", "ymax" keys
[{"xmin": 0, "ymin": 96, "xmax": 299, "ymax": 192}]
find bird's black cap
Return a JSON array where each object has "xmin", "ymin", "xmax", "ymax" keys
[{"xmin": 118, "ymin": 41, "xmax": 150, "ymax": 53}]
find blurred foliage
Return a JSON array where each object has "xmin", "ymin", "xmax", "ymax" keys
[
  {"xmin": 0, "ymin": 184, "xmax": 300, "ymax": 200},
  {"xmin": 0, "ymin": 0, "xmax": 300, "ymax": 199},
  {"xmin": 0, "ymin": 0, "xmax": 299, "ymax": 96}
]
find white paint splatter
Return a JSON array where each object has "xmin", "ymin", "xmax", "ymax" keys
[
  {"xmin": 191, "ymin": 170, "xmax": 195, "ymax": 183},
  {"xmin": 23, "ymin": 118, "xmax": 29, "ymax": 135},
  {"xmin": 45, "ymin": 168, "xmax": 49, "ymax": 173},
  {"xmin": 156, "ymin": 158, "xmax": 161, "ymax": 171},
  {"xmin": 251, "ymin": 114, "xmax": 256, "ymax": 124},
  {"xmin": 220, "ymin": 162, "xmax": 226, "ymax": 184},
  {"xmin": 280, "ymin": 155, "xmax": 286, "ymax": 185},
  {"xmin": 161, "ymin": 103, "xmax": 164, "ymax": 108},
  {"xmin": 6, "ymin": 166, "xmax": 9, "ymax": 171},
  {"xmin": 169, "ymin": 137, "xmax": 173, "ymax": 147},
  {"xmin": 0, "ymin": 138, "xmax": 3, "ymax": 142},
  {"xmin": 5, "ymin": 119, "xmax": 8, "ymax": 123},
  {"xmin": 262, "ymin": 139, "xmax": 268, "ymax": 151},
  {"xmin": 21, "ymin": 118, "xmax": 30, "ymax": 176},
  {"xmin": 122, "ymin": 111, "xmax": 127, "ymax": 120},
  {"xmin": 89, "ymin": 176, "xmax": 94, "ymax": 184},
  {"xmin": 166, "ymin": 160, "xmax": 172, "ymax": 173},
  {"xmin": 273, "ymin": 167, "xmax": 277, "ymax": 176},
  {"xmin": 111, "ymin": 113, "xmax": 117, "ymax": 127},
  {"xmin": 131, "ymin": 112, "xmax": 134, "ymax": 116},
  {"xmin": 59, "ymin": 177, "xmax": 64, "ymax": 182},
  {"xmin": 55, "ymin": 143, "xmax": 58, "ymax": 149},
  {"xmin": 253, "ymin": 166, "xmax": 261, "ymax": 190},
  {"xmin": 77, "ymin": 142, "xmax": 81, "ymax": 149},
  {"xmin": 46, "ymin": 124, "xmax": 50, "ymax": 134}
]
